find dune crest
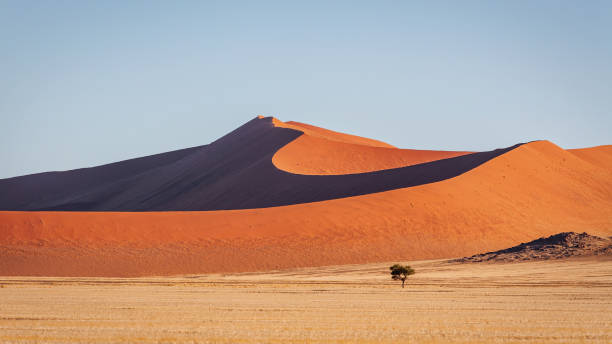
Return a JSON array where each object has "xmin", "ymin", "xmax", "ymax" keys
[{"xmin": 276, "ymin": 120, "xmax": 396, "ymax": 148}]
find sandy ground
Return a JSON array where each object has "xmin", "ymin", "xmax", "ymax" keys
[{"xmin": 1, "ymin": 258, "xmax": 611, "ymax": 343}]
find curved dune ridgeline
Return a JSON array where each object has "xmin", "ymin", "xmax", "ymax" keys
[
  {"xmin": 273, "ymin": 119, "xmax": 471, "ymax": 175},
  {"xmin": 0, "ymin": 117, "xmax": 611, "ymax": 276},
  {"xmin": 271, "ymin": 134, "xmax": 471, "ymax": 175},
  {"xmin": 0, "ymin": 117, "xmax": 513, "ymax": 211},
  {"xmin": 278, "ymin": 119, "xmax": 396, "ymax": 148}
]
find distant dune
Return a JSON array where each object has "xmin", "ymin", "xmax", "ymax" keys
[{"xmin": 0, "ymin": 117, "xmax": 611, "ymax": 276}]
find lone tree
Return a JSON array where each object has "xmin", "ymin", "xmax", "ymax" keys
[{"xmin": 389, "ymin": 264, "xmax": 415, "ymax": 288}]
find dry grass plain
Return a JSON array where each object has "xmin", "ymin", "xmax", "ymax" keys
[{"xmin": 1, "ymin": 258, "xmax": 611, "ymax": 343}]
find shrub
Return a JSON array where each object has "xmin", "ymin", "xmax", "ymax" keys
[{"xmin": 389, "ymin": 264, "xmax": 415, "ymax": 288}]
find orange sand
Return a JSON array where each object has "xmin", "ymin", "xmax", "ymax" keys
[
  {"xmin": 272, "ymin": 119, "xmax": 470, "ymax": 174},
  {"xmin": 278, "ymin": 120, "xmax": 396, "ymax": 147},
  {"xmin": 1, "ymin": 139, "xmax": 611, "ymax": 276},
  {"xmin": 273, "ymin": 134, "xmax": 470, "ymax": 175},
  {"xmin": 568, "ymin": 145, "xmax": 612, "ymax": 169}
]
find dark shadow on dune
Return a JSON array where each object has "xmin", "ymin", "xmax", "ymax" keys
[{"xmin": 0, "ymin": 117, "xmax": 521, "ymax": 211}]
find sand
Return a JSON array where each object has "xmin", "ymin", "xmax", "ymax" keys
[
  {"xmin": 0, "ymin": 117, "xmax": 508, "ymax": 211},
  {"xmin": 1, "ymin": 140, "xmax": 611, "ymax": 276},
  {"xmin": 278, "ymin": 120, "xmax": 396, "ymax": 148},
  {"xmin": 568, "ymin": 145, "xmax": 612, "ymax": 168},
  {"xmin": 454, "ymin": 232, "xmax": 612, "ymax": 263},
  {"xmin": 273, "ymin": 119, "xmax": 470, "ymax": 174},
  {"xmin": 1, "ymin": 258, "xmax": 611, "ymax": 343},
  {"xmin": 0, "ymin": 118, "xmax": 611, "ymax": 276},
  {"xmin": 272, "ymin": 133, "xmax": 471, "ymax": 175}
]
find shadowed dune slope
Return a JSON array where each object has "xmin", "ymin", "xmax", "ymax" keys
[
  {"xmin": 1, "ymin": 141, "xmax": 611, "ymax": 276},
  {"xmin": 0, "ymin": 117, "xmax": 510, "ymax": 211},
  {"xmin": 0, "ymin": 145, "xmax": 204, "ymax": 211}
]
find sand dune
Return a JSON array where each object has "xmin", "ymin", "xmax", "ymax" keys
[
  {"xmin": 1, "ymin": 124, "xmax": 611, "ymax": 276},
  {"xmin": 272, "ymin": 134, "xmax": 470, "ymax": 175},
  {"xmin": 569, "ymin": 145, "xmax": 612, "ymax": 169},
  {"xmin": 278, "ymin": 119, "xmax": 396, "ymax": 148},
  {"xmin": 274, "ymin": 119, "xmax": 471, "ymax": 175},
  {"xmin": 0, "ymin": 117, "xmax": 511, "ymax": 211},
  {"xmin": 0, "ymin": 145, "xmax": 204, "ymax": 211}
]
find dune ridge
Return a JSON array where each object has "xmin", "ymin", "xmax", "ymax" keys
[{"xmin": 277, "ymin": 120, "xmax": 396, "ymax": 147}]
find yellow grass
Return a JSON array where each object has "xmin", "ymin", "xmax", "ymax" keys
[{"xmin": 1, "ymin": 258, "xmax": 611, "ymax": 343}]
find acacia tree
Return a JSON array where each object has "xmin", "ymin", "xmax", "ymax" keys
[{"xmin": 389, "ymin": 264, "xmax": 415, "ymax": 288}]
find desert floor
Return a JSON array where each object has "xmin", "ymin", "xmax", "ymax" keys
[{"xmin": 1, "ymin": 258, "xmax": 611, "ymax": 343}]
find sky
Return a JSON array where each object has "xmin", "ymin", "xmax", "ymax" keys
[{"xmin": 1, "ymin": 0, "xmax": 611, "ymax": 179}]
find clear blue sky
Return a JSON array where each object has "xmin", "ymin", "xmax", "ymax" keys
[{"xmin": 1, "ymin": 1, "xmax": 611, "ymax": 178}]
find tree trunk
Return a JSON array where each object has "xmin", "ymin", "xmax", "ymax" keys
[{"xmin": 402, "ymin": 279, "xmax": 405, "ymax": 288}]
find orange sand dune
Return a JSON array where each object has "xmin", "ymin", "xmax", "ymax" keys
[
  {"xmin": 277, "ymin": 120, "xmax": 396, "ymax": 148},
  {"xmin": 0, "ymin": 116, "xmax": 505, "ymax": 211},
  {"xmin": 273, "ymin": 134, "xmax": 470, "ymax": 175},
  {"xmin": 1, "ymin": 140, "xmax": 611, "ymax": 276},
  {"xmin": 273, "ymin": 119, "xmax": 470, "ymax": 174},
  {"xmin": 568, "ymin": 145, "xmax": 612, "ymax": 169}
]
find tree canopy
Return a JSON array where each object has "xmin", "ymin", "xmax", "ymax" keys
[{"xmin": 389, "ymin": 264, "xmax": 415, "ymax": 288}]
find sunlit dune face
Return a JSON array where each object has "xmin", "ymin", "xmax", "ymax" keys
[
  {"xmin": 271, "ymin": 117, "xmax": 471, "ymax": 175},
  {"xmin": 272, "ymin": 134, "xmax": 471, "ymax": 175},
  {"xmin": 567, "ymin": 145, "xmax": 612, "ymax": 169},
  {"xmin": 280, "ymin": 120, "xmax": 396, "ymax": 148}
]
